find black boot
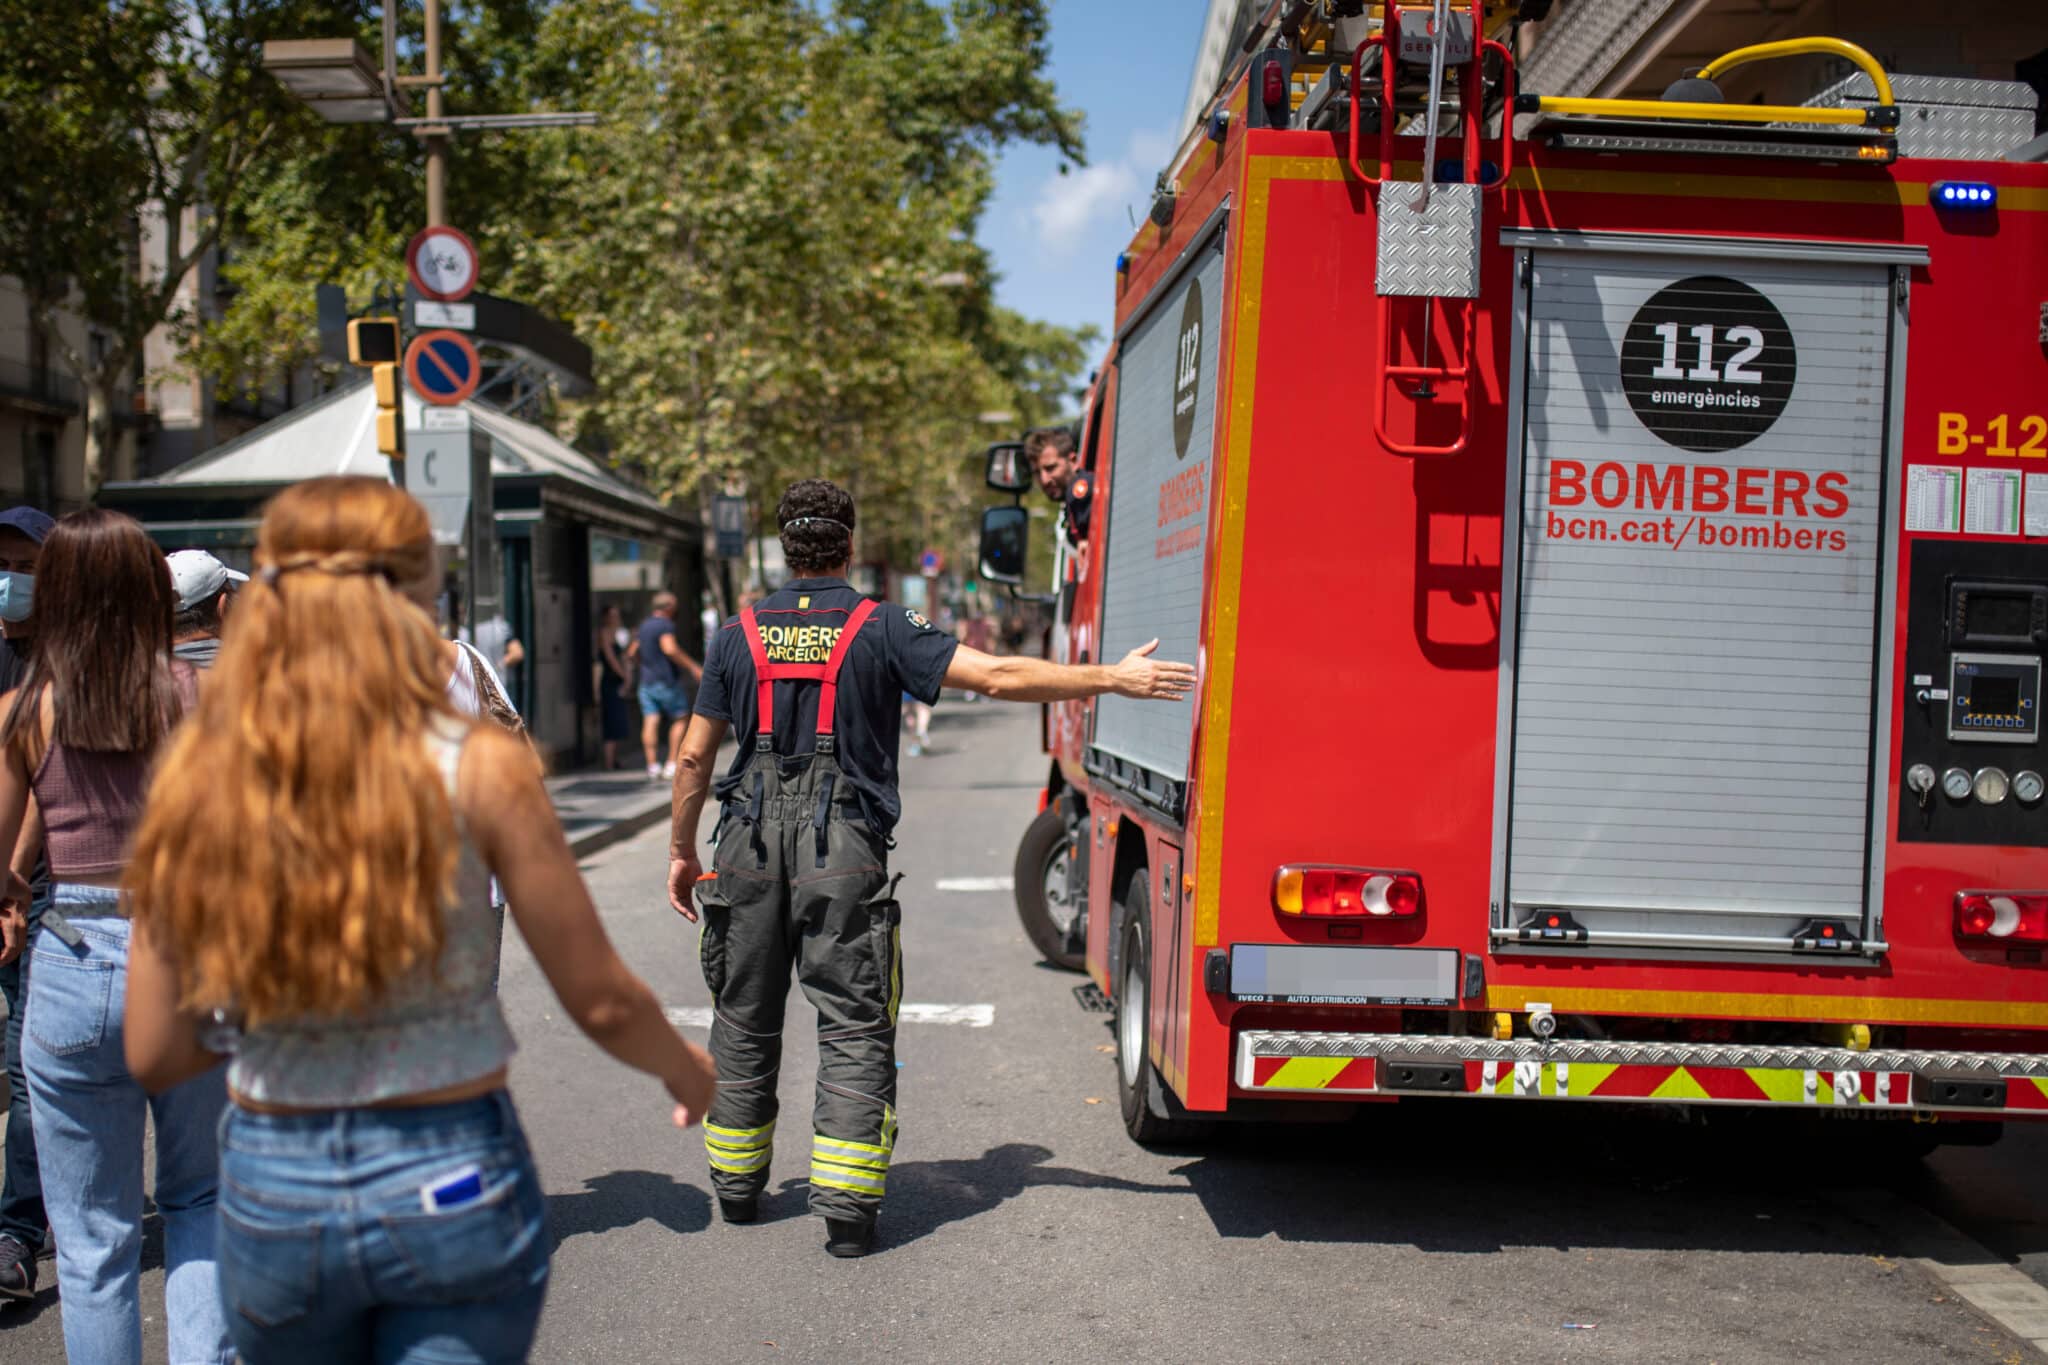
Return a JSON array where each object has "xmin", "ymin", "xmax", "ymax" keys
[
  {"xmin": 0, "ymin": 1234, "xmax": 36, "ymax": 1303},
  {"xmin": 718, "ymin": 1197, "xmax": 759, "ymax": 1225},
  {"xmin": 824, "ymin": 1218, "xmax": 873, "ymax": 1258}
]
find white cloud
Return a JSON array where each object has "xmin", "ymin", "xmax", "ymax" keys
[{"xmin": 1028, "ymin": 126, "xmax": 1180, "ymax": 260}]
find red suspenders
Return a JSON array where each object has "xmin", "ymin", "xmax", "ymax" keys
[{"xmin": 738, "ymin": 597, "xmax": 879, "ymax": 754}]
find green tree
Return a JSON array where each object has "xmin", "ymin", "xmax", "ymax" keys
[
  {"xmin": 190, "ymin": 0, "xmax": 561, "ymax": 404},
  {"xmin": 501, "ymin": 0, "xmax": 1093, "ymax": 569},
  {"xmin": 0, "ymin": 0, "xmax": 345, "ymax": 494}
]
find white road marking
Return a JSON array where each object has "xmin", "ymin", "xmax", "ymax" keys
[
  {"xmin": 936, "ymin": 876, "xmax": 1014, "ymax": 892},
  {"xmin": 666, "ymin": 1003, "xmax": 994, "ymax": 1029}
]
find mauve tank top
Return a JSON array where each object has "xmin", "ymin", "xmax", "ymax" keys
[
  {"xmin": 33, "ymin": 744, "xmax": 154, "ymax": 879},
  {"xmin": 29, "ymin": 666, "xmax": 196, "ymax": 880},
  {"xmin": 227, "ymin": 716, "xmax": 513, "ymax": 1108}
]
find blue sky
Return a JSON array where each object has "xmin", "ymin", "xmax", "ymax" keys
[{"xmin": 979, "ymin": 1, "xmax": 1203, "ymax": 391}]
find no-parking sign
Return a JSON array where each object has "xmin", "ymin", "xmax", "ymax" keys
[{"xmin": 404, "ymin": 329, "xmax": 482, "ymax": 406}]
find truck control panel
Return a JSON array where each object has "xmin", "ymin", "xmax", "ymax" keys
[{"xmin": 1900, "ymin": 546, "xmax": 2048, "ymax": 844}]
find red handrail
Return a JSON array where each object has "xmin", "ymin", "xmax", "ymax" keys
[{"xmin": 1345, "ymin": 12, "xmax": 1517, "ymax": 458}]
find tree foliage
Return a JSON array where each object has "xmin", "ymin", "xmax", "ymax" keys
[
  {"xmin": 14, "ymin": 1, "xmax": 1098, "ymax": 568},
  {"xmin": 0, "ymin": 0, "xmax": 343, "ymax": 493},
  {"xmin": 492, "ymin": 0, "xmax": 1095, "ymax": 571},
  {"xmin": 183, "ymin": 0, "xmax": 1094, "ymax": 574}
]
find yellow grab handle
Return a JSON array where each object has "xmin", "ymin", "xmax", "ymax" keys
[
  {"xmin": 1529, "ymin": 95, "xmax": 1876, "ymax": 128},
  {"xmin": 1698, "ymin": 37, "xmax": 1895, "ymax": 108}
]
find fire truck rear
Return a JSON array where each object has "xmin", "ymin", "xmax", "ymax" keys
[{"xmin": 978, "ymin": 2, "xmax": 2048, "ymax": 1145}]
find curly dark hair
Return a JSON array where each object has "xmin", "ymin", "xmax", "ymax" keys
[{"xmin": 777, "ymin": 478, "xmax": 857, "ymax": 576}]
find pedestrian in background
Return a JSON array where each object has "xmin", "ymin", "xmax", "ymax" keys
[
  {"xmin": 598, "ymin": 604, "xmax": 636, "ymax": 771},
  {"xmin": 636, "ymin": 590, "xmax": 701, "ymax": 780},
  {"xmin": 167, "ymin": 549, "xmax": 248, "ymax": 669},
  {"xmin": 0, "ymin": 504, "xmax": 53, "ymax": 1306},
  {"xmin": 902, "ymin": 689, "xmax": 933, "ymax": 756},
  {"xmin": 121, "ymin": 476, "xmax": 717, "ymax": 1364},
  {"xmin": 0, "ymin": 508, "xmax": 228, "ymax": 1364}
]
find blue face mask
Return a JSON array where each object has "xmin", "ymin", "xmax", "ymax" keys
[{"xmin": 0, "ymin": 571, "xmax": 33, "ymax": 623}]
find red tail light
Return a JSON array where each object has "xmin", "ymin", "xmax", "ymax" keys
[
  {"xmin": 1037, "ymin": 787, "xmax": 1050, "ymax": 814},
  {"xmin": 1262, "ymin": 61, "xmax": 1287, "ymax": 106},
  {"xmin": 1274, "ymin": 865, "xmax": 1422, "ymax": 918},
  {"xmin": 1956, "ymin": 891, "xmax": 2048, "ymax": 942}
]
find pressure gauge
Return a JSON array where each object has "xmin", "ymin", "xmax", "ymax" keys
[
  {"xmin": 1974, "ymin": 767, "xmax": 2011, "ymax": 805},
  {"xmin": 1942, "ymin": 767, "xmax": 1974, "ymax": 801},
  {"xmin": 2015, "ymin": 770, "xmax": 2046, "ymax": 806}
]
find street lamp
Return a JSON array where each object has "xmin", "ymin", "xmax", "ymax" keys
[
  {"xmin": 260, "ymin": 4, "xmax": 592, "ymax": 228},
  {"xmin": 260, "ymin": 38, "xmax": 394, "ymax": 124}
]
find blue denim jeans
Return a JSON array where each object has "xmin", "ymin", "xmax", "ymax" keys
[
  {"xmin": 23, "ymin": 888, "xmax": 231, "ymax": 1364},
  {"xmin": 217, "ymin": 1090, "xmax": 549, "ymax": 1365}
]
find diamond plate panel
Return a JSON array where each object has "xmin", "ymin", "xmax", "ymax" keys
[
  {"xmin": 1807, "ymin": 72, "xmax": 2038, "ymax": 161},
  {"xmin": 1239, "ymin": 1030, "xmax": 2048, "ymax": 1078},
  {"xmin": 1518, "ymin": 0, "xmax": 1679, "ymax": 98},
  {"xmin": 1375, "ymin": 181, "xmax": 1481, "ymax": 298}
]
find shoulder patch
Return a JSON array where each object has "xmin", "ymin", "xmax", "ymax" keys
[{"xmin": 906, "ymin": 609, "xmax": 932, "ymax": 630}]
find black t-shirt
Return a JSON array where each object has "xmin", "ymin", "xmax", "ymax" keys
[
  {"xmin": 695, "ymin": 578, "xmax": 958, "ymax": 831},
  {"xmin": 0, "ymin": 636, "xmax": 27, "ymax": 692},
  {"xmin": 0, "ymin": 637, "xmax": 47, "ymax": 909}
]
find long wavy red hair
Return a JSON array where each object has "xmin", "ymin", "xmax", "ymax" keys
[{"xmin": 127, "ymin": 477, "xmax": 462, "ymax": 1026}]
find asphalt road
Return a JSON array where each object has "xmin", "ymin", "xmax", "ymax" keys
[{"xmin": 3, "ymin": 700, "xmax": 2044, "ymax": 1362}]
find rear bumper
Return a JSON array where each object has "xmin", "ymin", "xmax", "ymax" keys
[{"xmin": 1237, "ymin": 1030, "xmax": 2048, "ymax": 1114}]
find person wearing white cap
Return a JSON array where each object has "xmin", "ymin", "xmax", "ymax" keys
[{"xmin": 166, "ymin": 550, "xmax": 248, "ymax": 670}]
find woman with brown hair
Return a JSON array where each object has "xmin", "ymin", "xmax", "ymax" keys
[
  {"xmin": 0, "ymin": 508, "xmax": 229, "ymax": 1365},
  {"xmin": 121, "ymin": 476, "xmax": 716, "ymax": 1364}
]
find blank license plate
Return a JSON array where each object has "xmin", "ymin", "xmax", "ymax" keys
[{"xmin": 1230, "ymin": 945, "xmax": 1458, "ymax": 1006}]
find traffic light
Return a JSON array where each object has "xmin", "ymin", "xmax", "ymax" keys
[
  {"xmin": 372, "ymin": 362, "xmax": 404, "ymax": 460},
  {"xmin": 347, "ymin": 317, "xmax": 401, "ymax": 366}
]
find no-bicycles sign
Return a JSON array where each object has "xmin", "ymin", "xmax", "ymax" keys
[{"xmin": 406, "ymin": 226, "xmax": 479, "ymax": 302}]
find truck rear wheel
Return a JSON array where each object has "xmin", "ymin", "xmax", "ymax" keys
[
  {"xmin": 1114, "ymin": 873, "xmax": 1214, "ymax": 1147},
  {"xmin": 1013, "ymin": 804, "xmax": 1085, "ymax": 972}
]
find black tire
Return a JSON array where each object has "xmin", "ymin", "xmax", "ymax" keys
[
  {"xmin": 1113, "ymin": 873, "xmax": 1215, "ymax": 1147},
  {"xmin": 1013, "ymin": 804, "xmax": 1085, "ymax": 972}
]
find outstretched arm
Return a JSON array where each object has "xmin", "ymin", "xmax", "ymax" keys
[{"xmin": 943, "ymin": 639, "xmax": 1195, "ymax": 704}]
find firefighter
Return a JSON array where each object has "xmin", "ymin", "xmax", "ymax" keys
[
  {"xmin": 666, "ymin": 478, "xmax": 1193, "ymax": 1257},
  {"xmin": 1026, "ymin": 426, "xmax": 1091, "ymax": 547},
  {"xmin": 1025, "ymin": 426, "xmax": 1078, "ymax": 504}
]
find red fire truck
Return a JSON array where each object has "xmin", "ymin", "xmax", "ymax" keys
[{"xmin": 978, "ymin": 3, "xmax": 2048, "ymax": 1145}]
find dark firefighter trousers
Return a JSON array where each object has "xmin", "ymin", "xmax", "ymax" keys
[{"xmin": 696, "ymin": 752, "xmax": 903, "ymax": 1224}]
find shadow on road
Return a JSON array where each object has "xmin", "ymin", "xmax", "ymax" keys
[
  {"xmin": 771, "ymin": 1142, "xmax": 1182, "ymax": 1254},
  {"xmin": 547, "ymin": 1169, "xmax": 712, "ymax": 1251},
  {"xmin": 1166, "ymin": 1101, "xmax": 2033, "ymax": 1264}
]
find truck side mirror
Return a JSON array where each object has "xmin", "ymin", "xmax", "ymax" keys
[
  {"xmin": 978, "ymin": 505, "xmax": 1029, "ymax": 585},
  {"xmin": 985, "ymin": 442, "xmax": 1031, "ymax": 494}
]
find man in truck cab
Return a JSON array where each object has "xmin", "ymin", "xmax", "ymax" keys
[
  {"xmin": 1026, "ymin": 427, "xmax": 1079, "ymax": 504},
  {"xmin": 664, "ymin": 477, "xmax": 1192, "ymax": 1258}
]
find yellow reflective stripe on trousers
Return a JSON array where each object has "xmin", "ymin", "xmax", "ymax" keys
[
  {"xmin": 706, "ymin": 1121, "xmax": 774, "ymax": 1147},
  {"xmin": 809, "ymin": 1160, "xmax": 887, "ymax": 1195},
  {"xmin": 706, "ymin": 1120, "xmax": 775, "ymax": 1173},
  {"xmin": 813, "ymin": 1134, "xmax": 891, "ymax": 1164},
  {"xmin": 709, "ymin": 1150, "xmax": 773, "ymax": 1174},
  {"xmin": 887, "ymin": 922, "xmax": 902, "ymax": 1025}
]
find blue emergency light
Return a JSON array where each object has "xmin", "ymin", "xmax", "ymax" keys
[{"xmin": 1933, "ymin": 181, "xmax": 1997, "ymax": 210}]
